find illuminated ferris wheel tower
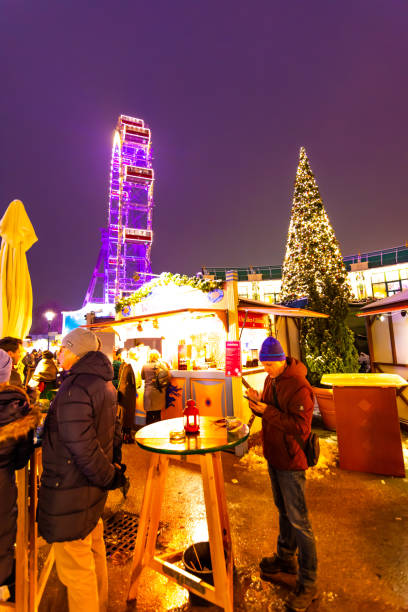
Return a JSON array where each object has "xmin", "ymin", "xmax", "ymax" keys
[
  {"xmin": 83, "ymin": 115, "xmax": 154, "ymax": 306},
  {"xmin": 106, "ymin": 115, "xmax": 154, "ymax": 303},
  {"xmin": 84, "ymin": 115, "xmax": 154, "ymax": 306}
]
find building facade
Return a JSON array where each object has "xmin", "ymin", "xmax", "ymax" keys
[{"xmin": 202, "ymin": 244, "xmax": 408, "ymax": 304}]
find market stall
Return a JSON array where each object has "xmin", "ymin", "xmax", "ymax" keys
[
  {"xmin": 357, "ymin": 290, "xmax": 408, "ymax": 426},
  {"xmin": 86, "ymin": 273, "xmax": 328, "ymax": 430}
]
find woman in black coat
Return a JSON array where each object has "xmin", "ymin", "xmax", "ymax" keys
[
  {"xmin": 0, "ymin": 348, "xmax": 41, "ymax": 603},
  {"xmin": 117, "ymin": 349, "xmax": 141, "ymax": 443}
]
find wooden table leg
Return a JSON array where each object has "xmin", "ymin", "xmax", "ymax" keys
[
  {"xmin": 212, "ymin": 452, "xmax": 233, "ymax": 606},
  {"xmin": 127, "ymin": 453, "xmax": 169, "ymax": 602},
  {"xmin": 200, "ymin": 453, "xmax": 233, "ymax": 612}
]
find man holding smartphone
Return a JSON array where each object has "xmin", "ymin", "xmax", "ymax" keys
[{"xmin": 246, "ymin": 336, "xmax": 317, "ymax": 612}]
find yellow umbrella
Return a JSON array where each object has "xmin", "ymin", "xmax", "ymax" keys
[{"xmin": 0, "ymin": 199, "xmax": 37, "ymax": 339}]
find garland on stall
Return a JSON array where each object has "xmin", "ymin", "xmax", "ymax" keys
[{"xmin": 115, "ymin": 272, "xmax": 224, "ymax": 313}]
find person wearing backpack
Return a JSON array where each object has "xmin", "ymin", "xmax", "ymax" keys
[
  {"xmin": 246, "ymin": 337, "xmax": 318, "ymax": 612},
  {"xmin": 141, "ymin": 349, "xmax": 170, "ymax": 425}
]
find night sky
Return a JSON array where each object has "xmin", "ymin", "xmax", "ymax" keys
[{"xmin": 1, "ymin": 1, "xmax": 407, "ymax": 312}]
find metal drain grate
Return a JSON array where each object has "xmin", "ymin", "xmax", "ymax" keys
[{"xmin": 104, "ymin": 511, "xmax": 139, "ymax": 564}]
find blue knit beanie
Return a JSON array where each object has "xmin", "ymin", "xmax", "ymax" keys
[{"xmin": 259, "ymin": 337, "xmax": 286, "ymax": 362}]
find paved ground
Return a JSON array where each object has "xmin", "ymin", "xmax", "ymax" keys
[{"xmin": 39, "ymin": 421, "xmax": 408, "ymax": 612}]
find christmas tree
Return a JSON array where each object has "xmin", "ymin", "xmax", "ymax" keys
[{"xmin": 280, "ymin": 147, "xmax": 359, "ymax": 386}]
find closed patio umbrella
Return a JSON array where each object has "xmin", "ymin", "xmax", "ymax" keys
[{"xmin": 0, "ymin": 199, "xmax": 37, "ymax": 339}]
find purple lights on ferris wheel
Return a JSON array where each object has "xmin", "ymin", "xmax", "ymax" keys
[
  {"xmin": 83, "ymin": 114, "xmax": 155, "ymax": 306},
  {"xmin": 106, "ymin": 115, "xmax": 154, "ymax": 303}
]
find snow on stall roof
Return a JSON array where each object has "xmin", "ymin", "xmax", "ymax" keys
[{"xmin": 359, "ymin": 289, "xmax": 408, "ymax": 315}]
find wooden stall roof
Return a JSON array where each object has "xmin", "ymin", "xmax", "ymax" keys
[
  {"xmin": 82, "ymin": 308, "xmax": 226, "ymax": 331},
  {"xmin": 357, "ymin": 289, "xmax": 408, "ymax": 317},
  {"xmin": 237, "ymin": 298, "xmax": 329, "ymax": 318},
  {"xmin": 82, "ymin": 298, "xmax": 328, "ymax": 333},
  {"xmin": 82, "ymin": 300, "xmax": 328, "ymax": 331}
]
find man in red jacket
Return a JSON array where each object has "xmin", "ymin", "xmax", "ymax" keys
[{"xmin": 247, "ymin": 337, "xmax": 318, "ymax": 612}]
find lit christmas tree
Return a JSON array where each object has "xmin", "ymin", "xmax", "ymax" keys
[{"xmin": 281, "ymin": 147, "xmax": 358, "ymax": 386}]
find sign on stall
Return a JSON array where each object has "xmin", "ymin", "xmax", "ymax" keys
[
  {"xmin": 225, "ymin": 340, "xmax": 242, "ymax": 377},
  {"xmin": 238, "ymin": 311, "xmax": 268, "ymax": 329}
]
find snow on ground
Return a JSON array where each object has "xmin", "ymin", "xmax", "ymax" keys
[
  {"xmin": 241, "ymin": 429, "xmax": 408, "ymax": 478},
  {"xmin": 402, "ymin": 433, "xmax": 408, "ymax": 469},
  {"xmin": 239, "ymin": 435, "xmax": 339, "ymax": 479}
]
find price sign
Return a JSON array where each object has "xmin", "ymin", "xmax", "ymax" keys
[{"xmin": 225, "ymin": 341, "xmax": 242, "ymax": 377}]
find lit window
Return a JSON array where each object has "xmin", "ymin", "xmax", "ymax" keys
[
  {"xmin": 385, "ymin": 270, "xmax": 399, "ymax": 282},
  {"xmin": 387, "ymin": 281, "xmax": 401, "ymax": 292},
  {"xmin": 371, "ymin": 272, "xmax": 385, "ymax": 284},
  {"xmin": 372, "ymin": 283, "xmax": 387, "ymax": 298}
]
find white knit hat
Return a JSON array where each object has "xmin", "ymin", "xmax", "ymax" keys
[{"xmin": 61, "ymin": 328, "xmax": 99, "ymax": 358}]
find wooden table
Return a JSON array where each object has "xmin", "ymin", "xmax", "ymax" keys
[{"xmin": 127, "ymin": 416, "xmax": 249, "ymax": 611}]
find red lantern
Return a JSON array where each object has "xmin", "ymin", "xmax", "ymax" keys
[{"xmin": 184, "ymin": 398, "xmax": 200, "ymax": 434}]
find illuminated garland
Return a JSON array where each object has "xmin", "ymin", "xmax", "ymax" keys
[{"xmin": 115, "ymin": 272, "xmax": 224, "ymax": 313}]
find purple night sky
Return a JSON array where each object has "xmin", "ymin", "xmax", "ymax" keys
[{"xmin": 1, "ymin": 0, "xmax": 407, "ymax": 313}]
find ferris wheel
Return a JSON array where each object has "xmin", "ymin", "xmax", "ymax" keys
[{"xmin": 84, "ymin": 114, "xmax": 154, "ymax": 305}]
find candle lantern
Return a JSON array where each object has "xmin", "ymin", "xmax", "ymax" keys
[{"xmin": 184, "ymin": 398, "xmax": 200, "ymax": 434}]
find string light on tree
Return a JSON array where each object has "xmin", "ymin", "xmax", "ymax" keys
[{"xmin": 280, "ymin": 147, "xmax": 358, "ymax": 386}]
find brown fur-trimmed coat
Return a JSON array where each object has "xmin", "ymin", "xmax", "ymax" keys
[{"xmin": 0, "ymin": 385, "xmax": 41, "ymax": 584}]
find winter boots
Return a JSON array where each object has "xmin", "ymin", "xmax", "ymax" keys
[
  {"xmin": 286, "ymin": 582, "xmax": 318, "ymax": 611},
  {"xmin": 260, "ymin": 553, "xmax": 297, "ymax": 577}
]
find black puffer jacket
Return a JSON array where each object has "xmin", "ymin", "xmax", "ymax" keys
[
  {"xmin": 38, "ymin": 351, "xmax": 121, "ymax": 543},
  {"xmin": 0, "ymin": 385, "xmax": 40, "ymax": 584}
]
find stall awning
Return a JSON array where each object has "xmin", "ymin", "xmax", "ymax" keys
[
  {"xmin": 83, "ymin": 300, "xmax": 328, "ymax": 333},
  {"xmin": 357, "ymin": 290, "xmax": 408, "ymax": 317},
  {"xmin": 237, "ymin": 298, "xmax": 329, "ymax": 318},
  {"xmin": 83, "ymin": 308, "xmax": 226, "ymax": 331}
]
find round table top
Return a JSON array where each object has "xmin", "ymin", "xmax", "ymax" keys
[{"xmin": 135, "ymin": 416, "xmax": 249, "ymax": 455}]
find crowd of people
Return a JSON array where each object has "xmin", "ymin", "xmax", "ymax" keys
[
  {"xmin": 0, "ymin": 330, "xmax": 318, "ymax": 612},
  {"xmin": 0, "ymin": 331, "xmax": 170, "ymax": 609}
]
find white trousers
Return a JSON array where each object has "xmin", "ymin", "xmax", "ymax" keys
[{"xmin": 53, "ymin": 518, "xmax": 108, "ymax": 612}]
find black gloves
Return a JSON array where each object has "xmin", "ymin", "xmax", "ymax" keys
[{"xmin": 107, "ymin": 464, "xmax": 130, "ymax": 498}]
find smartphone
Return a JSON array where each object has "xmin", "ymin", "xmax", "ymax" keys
[
  {"xmin": 241, "ymin": 377, "xmax": 251, "ymax": 389},
  {"xmin": 244, "ymin": 394, "xmax": 260, "ymax": 404}
]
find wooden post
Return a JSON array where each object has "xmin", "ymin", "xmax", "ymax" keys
[
  {"xmin": 0, "ymin": 449, "xmax": 56, "ymax": 612},
  {"xmin": 200, "ymin": 454, "xmax": 233, "ymax": 612},
  {"xmin": 16, "ymin": 467, "xmax": 29, "ymax": 612},
  {"xmin": 225, "ymin": 271, "xmax": 244, "ymax": 425},
  {"xmin": 127, "ymin": 453, "xmax": 169, "ymax": 601},
  {"xmin": 387, "ymin": 314, "xmax": 397, "ymax": 365},
  {"xmin": 284, "ymin": 316, "xmax": 291, "ymax": 357},
  {"xmin": 365, "ymin": 316, "xmax": 375, "ymax": 372},
  {"xmin": 29, "ymin": 451, "xmax": 39, "ymax": 612}
]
